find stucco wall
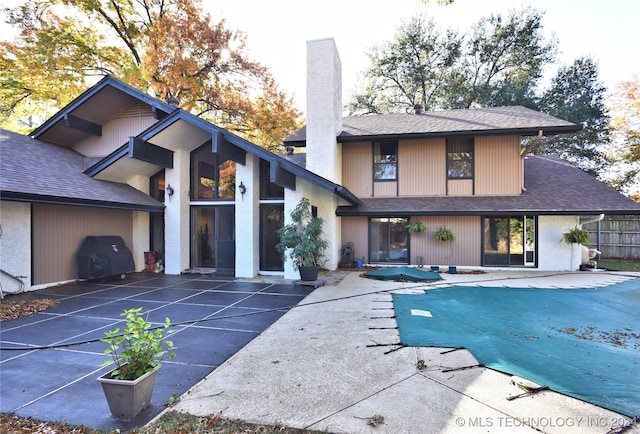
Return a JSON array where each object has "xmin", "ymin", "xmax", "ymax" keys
[
  {"xmin": 0, "ymin": 201, "xmax": 31, "ymax": 292},
  {"xmin": 538, "ymin": 215, "xmax": 582, "ymax": 271}
]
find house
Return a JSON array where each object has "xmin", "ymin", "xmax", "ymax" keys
[
  {"xmin": 283, "ymin": 38, "xmax": 640, "ymax": 273},
  {"xmin": 2, "ymin": 38, "xmax": 640, "ymax": 293},
  {"xmin": 0, "ymin": 74, "xmax": 359, "ymax": 292}
]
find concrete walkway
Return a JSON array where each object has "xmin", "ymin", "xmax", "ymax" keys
[{"xmin": 172, "ymin": 270, "xmax": 640, "ymax": 434}]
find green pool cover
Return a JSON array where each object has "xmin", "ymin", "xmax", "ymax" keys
[
  {"xmin": 364, "ymin": 266, "xmax": 441, "ymax": 282},
  {"xmin": 392, "ymin": 278, "xmax": 640, "ymax": 417}
]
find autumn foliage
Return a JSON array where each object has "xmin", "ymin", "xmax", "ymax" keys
[{"xmin": 0, "ymin": 0, "xmax": 300, "ymax": 152}]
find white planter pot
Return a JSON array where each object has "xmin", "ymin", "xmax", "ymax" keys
[{"xmin": 97, "ymin": 364, "xmax": 160, "ymax": 419}]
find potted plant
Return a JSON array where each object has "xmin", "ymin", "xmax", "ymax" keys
[
  {"xmin": 432, "ymin": 226, "xmax": 456, "ymax": 273},
  {"xmin": 405, "ymin": 220, "xmax": 426, "ymax": 234},
  {"xmin": 432, "ymin": 226, "xmax": 456, "ymax": 243},
  {"xmin": 562, "ymin": 226, "xmax": 590, "ymax": 245},
  {"xmin": 98, "ymin": 307, "xmax": 175, "ymax": 419},
  {"xmin": 276, "ymin": 197, "xmax": 328, "ymax": 281}
]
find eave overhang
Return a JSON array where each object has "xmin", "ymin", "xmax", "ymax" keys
[{"xmin": 0, "ymin": 191, "xmax": 164, "ymax": 212}]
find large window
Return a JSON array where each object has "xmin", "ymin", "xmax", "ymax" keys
[
  {"xmin": 369, "ymin": 217, "xmax": 408, "ymax": 263},
  {"xmin": 373, "ymin": 141, "xmax": 397, "ymax": 181},
  {"xmin": 191, "ymin": 143, "xmax": 236, "ymax": 200},
  {"xmin": 260, "ymin": 160, "xmax": 284, "ymax": 199},
  {"xmin": 447, "ymin": 138, "xmax": 474, "ymax": 179}
]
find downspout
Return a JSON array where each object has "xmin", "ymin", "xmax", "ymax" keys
[
  {"xmin": 579, "ymin": 214, "xmax": 605, "ymax": 257},
  {"xmin": 521, "ymin": 130, "xmax": 543, "ymax": 191}
]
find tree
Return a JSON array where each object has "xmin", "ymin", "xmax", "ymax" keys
[
  {"xmin": 347, "ymin": 16, "xmax": 462, "ymax": 114},
  {"xmin": 458, "ymin": 7, "xmax": 556, "ymax": 109},
  {"xmin": 536, "ymin": 57, "xmax": 611, "ymax": 177},
  {"xmin": 606, "ymin": 75, "xmax": 640, "ymax": 199},
  {"xmin": 347, "ymin": 7, "xmax": 556, "ymax": 114},
  {"xmin": 0, "ymin": 0, "xmax": 300, "ymax": 152}
]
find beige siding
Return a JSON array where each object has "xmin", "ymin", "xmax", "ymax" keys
[
  {"xmin": 73, "ymin": 103, "xmax": 157, "ymax": 158},
  {"xmin": 409, "ymin": 216, "xmax": 481, "ymax": 266},
  {"xmin": 373, "ymin": 181, "xmax": 397, "ymax": 196},
  {"xmin": 399, "ymin": 138, "xmax": 446, "ymax": 196},
  {"xmin": 342, "ymin": 141, "xmax": 372, "ymax": 196},
  {"xmin": 341, "ymin": 216, "xmax": 368, "ymax": 262},
  {"xmin": 447, "ymin": 179, "xmax": 473, "ymax": 195},
  {"xmin": 475, "ymin": 135, "xmax": 521, "ymax": 195},
  {"xmin": 32, "ymin": 204, "xmax": 134, "ymax": 285},
  {"xmin": 342, "ymin": 216, "xmax": 481, "ymax": 266}
]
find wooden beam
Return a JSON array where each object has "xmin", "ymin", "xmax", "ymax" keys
[
  {"xmin": 212, "ymin": 131, "xmax": 246, "ymax": 165},
  {"xmin": 128, "ymin": 137, "xmax": 174, "ymax": 168},
  {"xmin": 63, "ymin": 113, "xmax": 102, "ymax": 136},
  {"xmin": 270, "ymin": 160, "xmax": 296, "ymax": 190}
]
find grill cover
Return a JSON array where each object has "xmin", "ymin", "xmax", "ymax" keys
[{"xmin": 77, "ymin": 236, "xmax": 135, "ymax": 279}]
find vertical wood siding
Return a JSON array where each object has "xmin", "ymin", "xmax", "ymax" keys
[
  {"xmin": 342, "ymin": 141, "xmax": 372, "ymax": 196},
  {"xmin": 475, "ymin": 135, "xmax": 521, "ymax": 195},
  {"xmin": 341, "ymin": 216, "xmax": 368, "ymax": 262},
  {"xmin": 409, "ymin": 216, "xmax": 481, "ymax": 266},
  {"xmin": 73, "ymin": 103, "xmax": 157, "ymax": 158},
  {"xmin": 373, "ymin": 181, "xmax": 397, "ymax": 196},
  {"xmin": 399, "ymin": 138, "xmax": 446, "ymax": 196},
  {"xmin": 32, "ymin": 204, "xmax": 133, "ymax": 285},
  {"xmin": 447, "ymin": 179, "xmax": 473, "ymax": 195}
]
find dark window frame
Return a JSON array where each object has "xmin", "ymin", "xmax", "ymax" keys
[
  {"xmin": 259, "ymin": 159, "xmax": 284, "ymax": 200},
  {"xmin": 447, "ymin": 137, "xmax": 474, "ymax": 180},
  {"xmin": 373, "ymin": 141, "xmax": 398, "ymax": 182},
  {"xmin": 190, "ymin": 142, "xmax": 236, "ymax": 200}
]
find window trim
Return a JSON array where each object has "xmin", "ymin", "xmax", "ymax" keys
[
  {"xmin": 372, "ymin": 141, "xmax": 398, "ymax": 182},
  {"xmin": 446, "ymin": 137, "xmax": 474, "ymax": 180}
]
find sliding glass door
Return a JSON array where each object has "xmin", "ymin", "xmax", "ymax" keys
[
  {"xmin": 483, "ymin": 216, "xmax": 536, "ymax": 266},
  {"xmin": 369, "ymin": 217, "xmax": 408, "ymax": 264}
]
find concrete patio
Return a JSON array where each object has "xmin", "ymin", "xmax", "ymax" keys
[
  {"xmin": 171, "ymin": 269, "xmax": 640, "ymax": 434},
  {"xmin": 0, "ymin": 272, "xmax": 315, "ymax": 432}
]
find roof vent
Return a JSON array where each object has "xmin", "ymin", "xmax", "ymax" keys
[
  {"xmin": 167, "ymin": 97, "xmax": 180, "ymax": 108},
  {"xmin": 414, "ymin": 104, "xmax": 423, "ymax": 115}
]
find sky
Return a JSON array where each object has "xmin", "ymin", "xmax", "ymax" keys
[
  {"xmin": 0, "ymin": 0, "xmax": 638, "ymax": 112},
  {"xmin": 207, "ymin": 0, "xmax": 640, "ymax": 112}
]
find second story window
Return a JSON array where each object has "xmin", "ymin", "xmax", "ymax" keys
[
  {"xmin": 447, "ymin": 138, "xmax": 474, "ymax": 179},
  {"xmin": 373, "ymin": 141, "xmax": 397, "ymax": 181}
]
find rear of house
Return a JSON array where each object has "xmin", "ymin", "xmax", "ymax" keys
[{"xmin": 285, "ymin": 38, "xmax": 640, "ymax": 272}]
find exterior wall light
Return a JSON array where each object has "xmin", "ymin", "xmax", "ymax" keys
[
  {"xmin": 239, "ymin": 181, "xmax": 247, "ymax": 199},
  {"xmin": 166, "ymin": 184, "xmax": 174, "ymax": 196}
]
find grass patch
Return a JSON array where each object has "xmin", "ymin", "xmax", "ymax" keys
[
  {"xmin": 131, "ymin": 411, "xmax": 332, "ymax": 433},
  {"xmin": 597, "ymin": 259, "xmax": 640, "ymax": 272},
  {"xmin": 1, "ymin": 412, "xmax": 334, "ymax": 434}
]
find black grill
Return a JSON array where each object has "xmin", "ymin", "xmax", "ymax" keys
[{"xmin": 77, "ymin": 236, "xmax": 135, "ymax": 279}]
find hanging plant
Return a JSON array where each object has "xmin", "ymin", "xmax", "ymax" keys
[
  {"xmin": 432, "ymin": 226, "xmax": 455, "ymax": 243},
  {"xmin": 562, "ymin": 226, "xmax": 590, "ymax": 244},
  {"xmin": 405, "ymin": 220, "xmax": 426, "ymax": 233}
]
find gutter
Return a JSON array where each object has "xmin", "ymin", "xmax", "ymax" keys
[{"xmin": 580, "ymin": 214, "xmax": 605, "ymax": 225}]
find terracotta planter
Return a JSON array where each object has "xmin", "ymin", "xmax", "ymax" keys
[
  {"xmin": 98, "ymin": 364, "xmax": 159, "ymax": 419},
  {"xmin": 298, "ymin": 266, "xmax": 320, "ymax": 281}
]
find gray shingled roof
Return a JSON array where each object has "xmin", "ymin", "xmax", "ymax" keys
[
  {"xmin": 335, "ymin": 156, "xmax": 640, "ymax": 216},
  {"xmin": 0, "ymin": 129, "xmax": 164, "ymax": 211},
  {"xmin": 285, "ymin": 106, "xmax": 580, "ymax": 144}
]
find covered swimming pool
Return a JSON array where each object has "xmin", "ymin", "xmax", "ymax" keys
[{"xmin": 393, "ymin": 278, "xmax": 640, "ymax": 417}]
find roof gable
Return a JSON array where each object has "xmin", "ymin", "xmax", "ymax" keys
[{"xmin": 30, "ymin": 76, "xmax": 177, "ymax": 148}]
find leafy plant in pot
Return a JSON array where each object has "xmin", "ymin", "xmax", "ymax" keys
[
  {"xmin": 276, "ymin": 197, "xmax": 328, "ymax": 281},
  {"xmin": 432, "ymin": 226, "xmax": 456, "ymax": 273},
  {"xmin": 98, "ymin": 307, "xmax": 175, "ymax": 419}
]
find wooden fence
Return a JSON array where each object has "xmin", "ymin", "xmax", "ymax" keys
[{"xmin": 584, "ymin": 215, "xmax": 640, "ymax": 260}]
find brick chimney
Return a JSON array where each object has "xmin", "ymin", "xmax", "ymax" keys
[{"xmin": 305, "ymin": 38, "xmax": 342, "ymax": 183}]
